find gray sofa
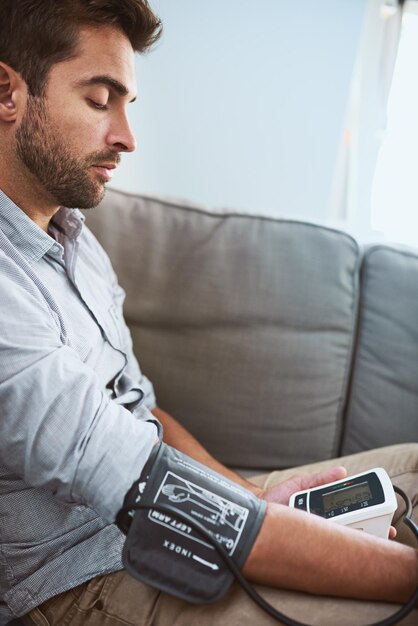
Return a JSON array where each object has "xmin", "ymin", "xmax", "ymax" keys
[{"xmin": 86, "ymin": 187, "xmax": 418, "ymax": 472}]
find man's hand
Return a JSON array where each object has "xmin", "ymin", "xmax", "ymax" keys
[
  {"xmin": 255, "ymin": 465, "xmax": 397, "ymax": 539},
  {"xmin": 256, "ymin": 465, "xmax": 347, "ymax": 505}
]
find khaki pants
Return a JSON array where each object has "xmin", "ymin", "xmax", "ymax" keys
[{"xmin": 23, "ymin": 444, "xmax": 418, "ymax": 626}]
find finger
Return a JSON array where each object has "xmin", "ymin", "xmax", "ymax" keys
[
  {"xmin": 389, "ymin": 526, "xmax": 397, "ymax": 540},
  {"xmin": 299, "ymin": 466, "xmax": 347, "ymax": 491}
]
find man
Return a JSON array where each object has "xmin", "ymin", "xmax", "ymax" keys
[{"xmin": 0, "ymin": 1, "xmax": 416, "ymax": 625}]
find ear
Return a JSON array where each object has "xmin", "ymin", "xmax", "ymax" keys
[{"xmin": 0, "ymin": 62, "xmax": 25, "ymax": 123}]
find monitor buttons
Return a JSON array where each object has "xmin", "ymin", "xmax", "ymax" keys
[{"xmin": 294, "ymin": 493, "xmax": 307, "ymax": 511}]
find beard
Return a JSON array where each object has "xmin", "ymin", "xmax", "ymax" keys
[{"xmin": 15, "ymin": 96, "xmax": 119, "ymax": 209}]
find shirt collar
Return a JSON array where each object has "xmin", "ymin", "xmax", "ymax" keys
[{"xmin": 0, "ymin": 188, "xmax": 85, "ymax": 265}]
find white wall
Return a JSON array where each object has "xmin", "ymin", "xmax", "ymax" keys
[{"xmin": 110, "ymin": 0, "xmax": 367, "ymax": 222}]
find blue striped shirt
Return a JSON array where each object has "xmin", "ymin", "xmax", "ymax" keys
[{"xmin": 0, "ymin": 189, "xmax": 159, "ymax": 623}]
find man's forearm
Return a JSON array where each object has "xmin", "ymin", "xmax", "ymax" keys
[{"xmin": 244, "ymin": 502, "xmax": 418, "ymax": 603}]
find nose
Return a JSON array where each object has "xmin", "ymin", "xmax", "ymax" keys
[{"xmin": 107, "ymin": 111, "xmax": 136, "ymax": 153}]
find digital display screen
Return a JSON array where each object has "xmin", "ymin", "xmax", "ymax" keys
[{"xmin": 322, "ymin": 481, "xmax": 372, "ymax": 514}]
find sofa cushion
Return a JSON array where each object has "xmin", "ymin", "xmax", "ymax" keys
[
  {"xmin": 86, "ymin": 189, "xmax": 360, "ymax": 469},
  {"xmin": 342, "ymin": 245, "xmax": 418, "ymax": 455}
]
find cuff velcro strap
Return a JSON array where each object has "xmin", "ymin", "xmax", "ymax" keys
[{"xmin": 120, "ymin": 442, "xmax": 266, "ymax": 604}]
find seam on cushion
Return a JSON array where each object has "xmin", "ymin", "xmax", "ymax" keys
[
  {"xmin": 103, "ymin": 187, "xmax": 359, "ymax": 252},
  {"xmin": 331, "ymin": 243, "xmax": 362, "ymax": 458},
  {"xmin": 364, "ymin": 244, "xmax": 418, "ymax": 264},
  {"xmin": 338, "ymin": 245, "xmax": 372, "ymax": 455}
]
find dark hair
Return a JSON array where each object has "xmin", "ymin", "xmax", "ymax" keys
[{"xmin": 0, "ymin": 0, "xmax": 162, "ymax": 96}]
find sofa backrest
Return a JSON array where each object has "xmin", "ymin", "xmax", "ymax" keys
[
  {"xmin": 342, "ymin": 245, "xmax": 418, "ymax": 455},
  {"xmin": 87, "ymin": 189, "xmax": 361, "ymax": 469}
]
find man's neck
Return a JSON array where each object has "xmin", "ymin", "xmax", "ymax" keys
[{"xmin": 0, "ymin": 164, "xmax": 60, "ymax": 233}]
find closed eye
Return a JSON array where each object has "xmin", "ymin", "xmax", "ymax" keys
[{"xmin": 88, "ymin": 98, "xmax": 108, "ymax": 111}]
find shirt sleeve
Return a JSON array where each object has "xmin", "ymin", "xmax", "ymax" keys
[{"xmin": 0, "ymin": 257, "xmax": 159, "ymax": 524}]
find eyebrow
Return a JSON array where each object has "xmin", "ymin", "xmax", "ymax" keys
[{"xmin": 75, "ymin": 75, "xmax": 137, "ymax": 103}]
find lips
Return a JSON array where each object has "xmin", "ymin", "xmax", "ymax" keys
[{"xmin": 92, "ymin": 163, "xmax": 117, "ymax": 181}]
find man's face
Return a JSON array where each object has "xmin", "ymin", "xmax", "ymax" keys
[{"xmin": 15, "ymin": 26, "xmax": 137, "ymax": 209}]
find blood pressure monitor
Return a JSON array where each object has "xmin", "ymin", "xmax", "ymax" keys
[{"xmin": 289, "ymin": 467, "xmax": 397, "ymax": 538}]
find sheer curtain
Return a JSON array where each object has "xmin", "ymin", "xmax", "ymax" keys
[
  {"xmin": 371, "ymin": 0, "xmax": 418, "ymax": 246},
  {"xmin": 328, "ymin": 0, "xmax": 404, "ymax": 240}
]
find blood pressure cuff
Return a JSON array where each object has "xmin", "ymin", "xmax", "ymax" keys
[{"xmin": 117, "ymin": 442, "xmax": 267, "ymax": 604}]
